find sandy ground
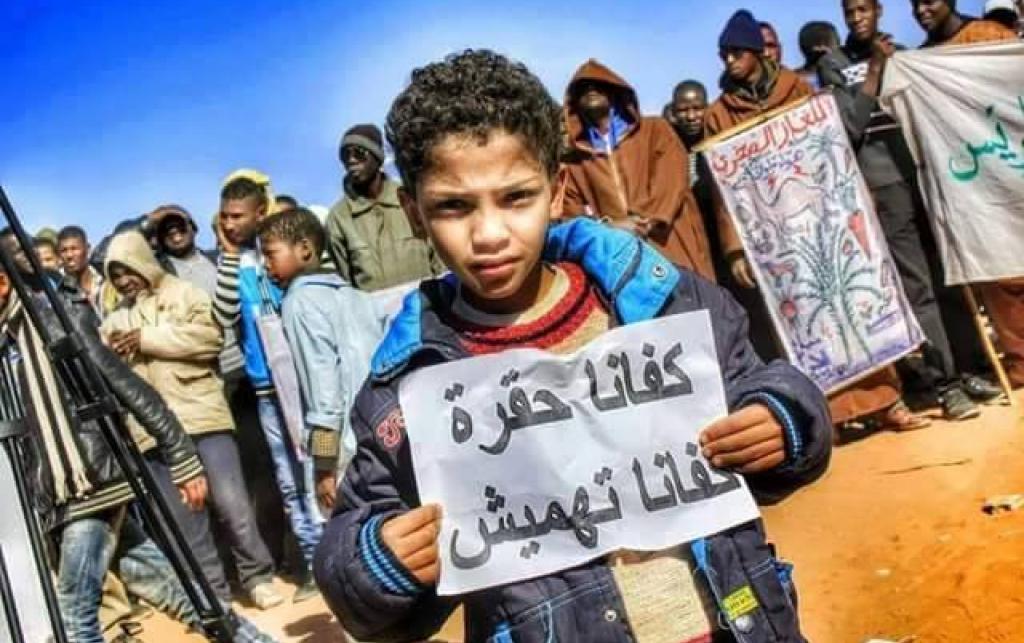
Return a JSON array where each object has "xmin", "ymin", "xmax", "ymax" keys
[{"xmin": 137, "ymin": 392, "xmax": 1024, "ymax": 643}]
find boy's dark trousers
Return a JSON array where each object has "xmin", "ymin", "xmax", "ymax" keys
[
  {"xmin": 146, "ymin": 432, "xmax": 277, "ymax": 601},
  {"xmin": 871, "ymin": 181, "xmax": 962, "ymax": 395}
]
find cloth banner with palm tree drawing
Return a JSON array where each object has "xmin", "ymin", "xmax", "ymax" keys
[{"xmin": 705, "ymin": 93, "xmax": 923, "ymax": 393}]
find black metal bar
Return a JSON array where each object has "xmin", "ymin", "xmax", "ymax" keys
[
  {"xmin": 0, "ymin": 546, "xmax": 27, "ymax": 643},
  {"xmin": 0, "ymin": 185, "xmax": 235, "ymax": 642},
  {"xmin": 2, "ymin": 438, "xmax": 67, "ymax": 643}
]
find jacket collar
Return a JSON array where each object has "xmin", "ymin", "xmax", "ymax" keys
[
  {"xmin": 289, "ymin": 271, "xmax": 347, "ymax": 290},
  {"xmin": 369, "ymin": 218, "xmax": 680, "ymax": 381},
  {"xmin": 343, "ymin": 175, "xmax": 401, "ymax": 216}
]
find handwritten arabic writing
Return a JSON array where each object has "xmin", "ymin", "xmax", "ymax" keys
[
  {"xmin": 949, "ymin": 97, "xmax": 1024, "ymax": 182},
  {"xmin": 445, "ymin": 342, "xmax": 693, "ymax": 455},
  {"xmin": 707, "ymin": 94, "xmax": 923, "ymax": 393},
  {"xmin": 709, "ymin": 97, "xmax": 831, "ymax": 180},
  {"xmin": 450, "ymin": 443, "xmax": 743, "ymax": 571},
  {"xmin": 399, "ymin": 312, "xmax": 761, "ymax": 595}
]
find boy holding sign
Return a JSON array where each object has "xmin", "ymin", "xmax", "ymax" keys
[{"xmin": 314, "ymin": 50, "xmax": 832, "ymax": 642}]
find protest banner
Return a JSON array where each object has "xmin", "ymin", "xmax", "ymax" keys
[
  {"xmin": 399, "ymin": 311, "xmax": 760, "ymax": 595},
  {"xmin": 880, "ymin": 41, "xmax": 1024, "ymax": 285},
  {"xmin": 704, "ymin": 93, "xmax": 923, "ymax": 393}
]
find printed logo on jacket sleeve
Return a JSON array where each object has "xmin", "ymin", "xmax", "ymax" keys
[{"xmin": 375, "ymin": 408, "xmax": 405, "ymax": 451}]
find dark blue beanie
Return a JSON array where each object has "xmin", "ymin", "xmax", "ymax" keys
[{"xmin": 719, "ymin": 10, "xmax": 765, "ymax": 52}]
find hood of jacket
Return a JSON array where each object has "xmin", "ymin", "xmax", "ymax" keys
[
  {"xmin": 104, "ymin": 230, "xmax": 166, "ymax": 290},
  {"xmin": 718, "ymin": 58, "xmax": 803, "ymax": 112},
  {"xmin": 564, "ymin": 59, "xmax": 642, "ymax": 153}
]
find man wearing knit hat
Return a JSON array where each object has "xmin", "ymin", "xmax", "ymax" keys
[
  {"xmin": 325, "ymin": 123, "xmax": 444, "ymax": 292},
  {"xmin": 704, "ymin": 8, "xmax": 811, "ymax": 361},
  {"xmin": 706, "ymin": 9, "xmax": 921, "ymax": 433}
]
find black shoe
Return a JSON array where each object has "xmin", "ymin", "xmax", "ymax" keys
[
  {"xmin": 293, "ymin": 573, "xmax": 319, "ymax": 604},
  {"xmin": 962, "ymin": 375, "xmax": 1005, "ymax": 403},
  {"xmin": 941, "ymin": 387, "xmax": 981, "ymax": 421}
]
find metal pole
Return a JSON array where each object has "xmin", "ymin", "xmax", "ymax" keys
[
  {"xmin": 0, "ymin": 185, "xmax": 235, "ymax": 641},
  {"xmin": 0, "ymin": 546, "xmax": 26, "ymax": 643}
]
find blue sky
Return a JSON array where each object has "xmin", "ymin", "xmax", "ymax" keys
[{"xmin": 0, "ymin": 0, "xmax": 952, "ymax": 247}]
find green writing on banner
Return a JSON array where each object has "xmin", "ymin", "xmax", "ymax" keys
[{"xmin": 949, "ymin": 96, "xmax": 1024, "ymax": 182}]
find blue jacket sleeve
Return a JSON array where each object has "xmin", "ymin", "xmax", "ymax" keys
[
  {"xmin": 690, "ymin": 275, "xmax": 833, "ymax": 504},
  {"xmin": 313, "ymin": 382, "xmax": 457, "ymax": 642}
]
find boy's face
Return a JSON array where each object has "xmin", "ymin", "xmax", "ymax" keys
[
  {"xmin": 575, "ymin": 80, "xmax": 613, "ymax": 123},
  {"xmin": 912, "ymin": 0, "xmax": 952, "ymax": 33},
  {"xmin": 2, "ymin": 234, "xmax": 34, "ymax": 274},
  {"xmin": 159, "ymin": 217, "xmax": 195, "ymax": 258},
  {"xmin": 0, "ymin": 273, "xmax": 9, "ymax": 310},
  {"xmin": 342, "ymin": 145, "xmax": 382, "ymax": 186},
  {"xmin": 844, "ymin": 0, "xmax": 882, "ymax": 42},
  {"xmin": 761, "ymin": 25, "xmax": 781, "ymax": 63},
  {"xmin": 35, "ymin": 243, "xmax": 60, "ymax": 271},
  {"xmin": 108, "ymin": 263, "xmax": 150, "ymax": 303},
  {"xmin": 58, "ymin": 236, "xmax": 89, "ymax": 275},
  {"xmin": 403, "ymin": 131, "xmax": 554, "ymax": 311},
  {"xmin": 671, "ymin": 88, "xmax": 707, "ymax": 139},
  {"xmin": 721, "ymin": 48, "xmax": 760, "ymax": 82},
  {"xmin": 219, "ymin": 196, "xmax": 265, "ymax": 247},
  {"xmin": 262, "ymin": 237, "xmax": 314, "ymax": 288}
]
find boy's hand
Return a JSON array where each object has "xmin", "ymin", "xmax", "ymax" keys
[
  {"xmin": 178, "ymin": 474, "xmax": 208, "ymax": 512},
  {"xmin": 214, "ymin": 215, "xmax": 240, "ymax": 255},
  {"xmin": 315, "ymin": 470, "xmax": 337, "ymax": 512},
  {"xmin": 380, "ymin": 504, "xmax": 442, "ymax": 586},
  {"xmin": 730, "ymin": 255, "xmax": 757, "ymax": 289},
  {"xmin": 699, "ymin": 404, "xmax": 786, "ymax": 474},
  {"xmin": 110, "ymin": 329, "xmax": 142, "ymax": 357}
]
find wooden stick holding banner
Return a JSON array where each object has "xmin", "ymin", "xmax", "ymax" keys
[{"xmin": 963, "ymin": 286, "xmax": 1016, "ymax": 407}]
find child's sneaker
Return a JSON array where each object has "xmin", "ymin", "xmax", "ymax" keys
[{"xmin": 293, "ymin": 572, "xmax": 319, "ymax": 604}]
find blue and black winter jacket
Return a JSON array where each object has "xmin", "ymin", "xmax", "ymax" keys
[{"xmin": 315, "ymin": 219, "xmax": 832, "ymax": 643}]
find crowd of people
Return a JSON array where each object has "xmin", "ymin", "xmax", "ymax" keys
[{"xmin": 4, "ymin": 0, "xmax": 1023, "ymax": 642}]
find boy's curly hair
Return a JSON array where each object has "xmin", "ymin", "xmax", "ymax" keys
[
  {"xmin": 257, "ymin": 207, "xmax": 326, "ymax": 257},
  {"xmin": 386, "ymin": 49, "xmax": 562, "ymax": 191}
]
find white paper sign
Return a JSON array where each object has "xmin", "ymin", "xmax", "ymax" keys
[{"xmin": 399, "ymin": 311, "xmax": 761, "ymax": 595}]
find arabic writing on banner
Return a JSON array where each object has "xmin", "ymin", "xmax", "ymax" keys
[
  {"xmin": 879, "ymin": 42, "xmax": 1024, "ymax": 284},
  {"xmin": 706, "ymin": 93, "xmax": 923, "ymax": 393},
  {"xmin": 399, "ymin": 311, "xmax": 760, "ymax": 595}
]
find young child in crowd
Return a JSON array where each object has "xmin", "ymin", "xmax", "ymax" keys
[
  {"xmin": 314, "ymin": 49, "xmax": 832, "ymax": 642},
  {"xmin": 101, "ymin": 230, "xmax": 284, "ymax": 610},
  {"xmin": 257, "ymin": 208, "xmax": 383, "ymax": 513},
  {"xmin": 213, "ymin": 171, "xmax": 323, "ymax": 602}
]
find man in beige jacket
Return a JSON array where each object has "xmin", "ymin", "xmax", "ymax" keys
[{"xmin": 101, "ymin": 231, "xmax": 284, "ymax": 610}]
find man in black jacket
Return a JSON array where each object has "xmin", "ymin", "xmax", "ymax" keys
[
  {"xmin": 0, "ymin": 235, "xmax": 275, "ymax": 643},
  {"xmin": 817, "ymin": 0, "xmax": 1004, "ymax": 420}
]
